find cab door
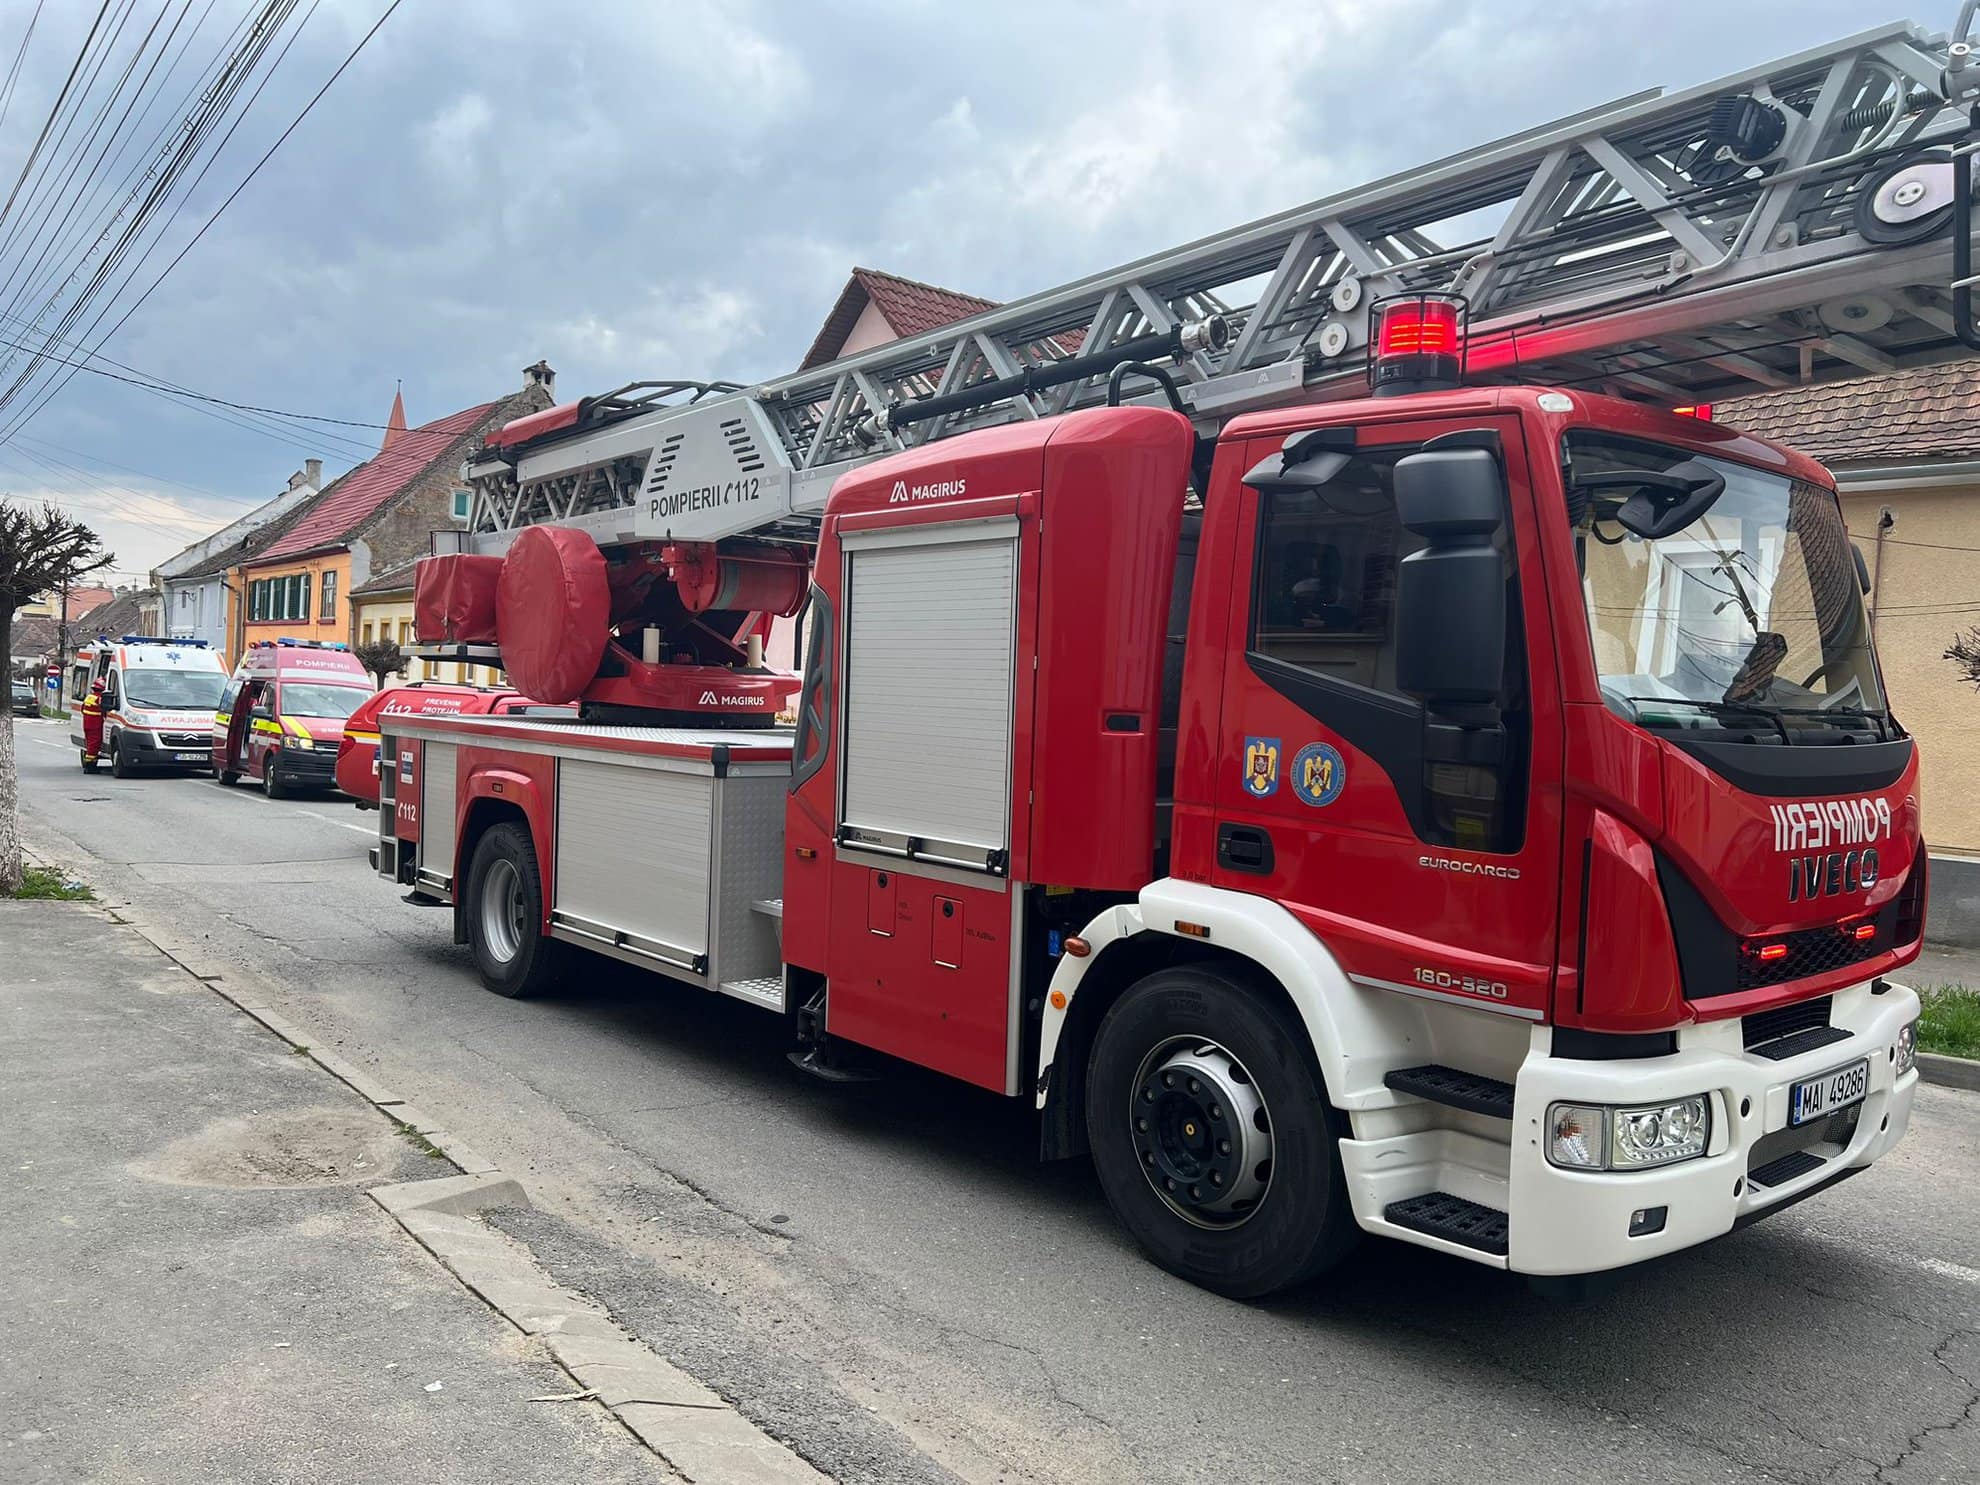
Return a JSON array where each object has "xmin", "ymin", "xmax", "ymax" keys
[{"xmin": 1205, "ymin": 414, "xmax": 1565, "ymax": 1023}]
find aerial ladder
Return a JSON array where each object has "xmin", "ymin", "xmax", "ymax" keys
[{"xmin": 419, "ymin": 16, "xmax": 1980, "ymax": 721}]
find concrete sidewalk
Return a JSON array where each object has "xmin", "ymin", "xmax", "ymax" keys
[{"xmin": 0, "ymin": 899, "xmax": 671, "ymax": 1485}]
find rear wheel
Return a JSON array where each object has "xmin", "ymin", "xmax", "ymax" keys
[
  {"xmin": 464, "ymin": 821, "xmax": 564, "ymax": 998},
  {"xmin": 214, "ymin": 760, "xmax": 237, "ymax": 786},
  {"xmin": 1085, "ymin": 964, "xmax": 1358, "ymax": 1298}
]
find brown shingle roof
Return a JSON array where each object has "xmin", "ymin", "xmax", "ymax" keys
[
  {"xmin": 1721, "ymin": 362, "xmax": 1980, "ymax": 464},
  {"xmin": 350, "ymin": 554, "xmax": 420, "ymax": 599},
  {"xmin": 799, "ymin": 267, "xmax": 997, "ymax": 371}
]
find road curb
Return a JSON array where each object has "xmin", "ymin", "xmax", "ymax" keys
[
  {"xmin": 376, "ymin": 1177, "xmax": 828, "ymax": 1483},
  {"xmin": 26, "ymin": 825, "xmax": 831, "ymax": 1483},
  {"xmin": 1918, "ymin": 1051, "xmax": 1980, "ymax": 1092}
]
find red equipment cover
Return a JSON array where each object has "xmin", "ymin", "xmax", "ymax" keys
[
  {"xmin": 414, "ymin": 554, "xmax": 504, "ymax": 643},
  {"xmin": 496, "ymin": 527, "xmax": 610, "ymax": 703}
]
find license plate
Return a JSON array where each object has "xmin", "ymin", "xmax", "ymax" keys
[
  {"xmin": 175, "ymin": 752, "xmax": 205, "ymax": 763},
  {"xmin": 1790, "ymin": 1059, "xmax": 1869, "ymax": 1127}
]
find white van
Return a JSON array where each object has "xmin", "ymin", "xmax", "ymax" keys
[{"xmin": 67, "ymin": 635, "xmax": 229, "ymax": 777}]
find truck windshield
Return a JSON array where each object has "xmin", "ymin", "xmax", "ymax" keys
[
  {"xmin": 123, "ymin": 668, "xmax": 225, "ymax": 710},
  {"xmin": 1566, "ymin": 432, "xmax": 1887, "ymax": 741},
  {"xmin": 280, "ymin": 683, "xmax": 370, "ymax": 720}
]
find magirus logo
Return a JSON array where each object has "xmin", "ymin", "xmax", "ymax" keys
[
  {"xmin": 698, "ymin": 690, "xmax": 767, "ymax": 707},
  {"xmin": 888, "ymin": 477, "xmax": 965, "ymax": 503}
]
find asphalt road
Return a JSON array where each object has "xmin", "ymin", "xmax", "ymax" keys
[{"xmin": 12, "ymin": 714, "xmax": 1979, "ymax": 1485}]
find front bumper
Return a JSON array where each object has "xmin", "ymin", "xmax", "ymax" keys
[
  {"xmin": 273, "ymin": 745, "xmax": 337, "ymax": 786},
  {"xmin": 1506, "ymin": 980, "xmax": 1919, "ymax": 1275},
  {"xmin": 125, "ymin": 729, "xmax": 216, "ymax": 767}
]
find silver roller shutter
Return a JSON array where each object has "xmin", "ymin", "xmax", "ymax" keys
[{"xmin": 841, "ymin": 528, "xmax": 1016, "ymax": 867}]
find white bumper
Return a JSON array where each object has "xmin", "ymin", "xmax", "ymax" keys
[{"xmin": 1505, "ymin": 981, "xmax": 1919, "ymax": 1275}]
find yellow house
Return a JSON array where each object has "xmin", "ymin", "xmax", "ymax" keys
[{"xmin": 350, "ymin": 559, "xmax": 502, "ymax": 688}]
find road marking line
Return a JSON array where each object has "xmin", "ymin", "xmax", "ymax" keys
[
  {"xmin": 1918, "ymin": 1256, "xmax": 1980, "ymax": 1286},
  {"xmin": 28, "ymin": 738, "xmax": 68, "ymax": 750},
  {"xmin": 294, "ymin": 808, "xmax": 376, "ymax": 837}
]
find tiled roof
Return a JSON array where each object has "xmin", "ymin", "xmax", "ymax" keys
[
  {"xmin": 173, "ymin": 492, "xmax": 320, "ymax": 581},
  {"xmin": 800, "ymin": 267, "xmax": 997, "ymax": 370},
  {"xmin": 350, "ymin": 554, "xmax": 420, "ymax": 598},
  {"xmin": 1721, "ymin": 362, "xmax": 1980, "ymax": 464},
  {"xmin": 74, "ymin": 590, "xmax": 147, "ymax": 642},
  {"xmin": 10, "ymin": 614, "xmax": 58, "ymax": 659},
  {"xmin": 254, "ymin": 401, "xmax": 496, "ymax": 563}
]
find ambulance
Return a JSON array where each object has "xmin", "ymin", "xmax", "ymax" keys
[
  {"xmin": 213, "ymin": 638, "xmax": 374, "ymax": 798},
  {"xmin": 65, "ymin": 635, "xmax": 228, "ymax": 777}
]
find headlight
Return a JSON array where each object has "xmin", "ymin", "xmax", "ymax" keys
[
  {"xmin": 290, "ymin": 736, "xmax": 313, "ymax": 750},
  {"xmin": 1548, "ymin": 1096, "xmax": 1712, "ymax": 1171},
  {"xmin": 1896, "ymin": 1020, "xmax": 1917, "ymax": 1076}
]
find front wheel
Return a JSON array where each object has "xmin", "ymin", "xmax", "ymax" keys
[
  {"xmin": 261, "ymin": 753, "xmax": 286, "ymax": 798},
  {"xmin": 464, "ymin": 821, "xmax": 565, "ymax": 998},
  {"xmin": 1085, "ymin": 964, "xmax": 1358, "ymax": 1298},
  {"xmin": 109, "ymin": 736, "xmax": 131, "ymax": 779}
]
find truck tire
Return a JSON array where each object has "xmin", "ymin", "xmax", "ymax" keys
[
  {"xmin": 464, "ymin": 821, "xmax": 565, "ymax": 999},
  {"xmin": 261, "ymin": 751, "xmax": 286, "ymax": 798},
  {"xmin": 214, "ymin": 760, "xmax": 237, "ymax": 787},
  {"xmin": 1084, "ymin": 964, "xmax": 1358, "ymax": 1298},
  {"xmin": 109, "ymin": 735, "xmax": 131, "ymax": 779}
]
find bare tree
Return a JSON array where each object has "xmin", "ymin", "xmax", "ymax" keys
[
  {"xmin": 353, "ymin": 636, "xmax": 404, "ymax": 687},
  {"xmin": 0, "ymin": 501, "xmax": 110, "ymax": 893},
  {"xmin": 1950, "ymin": 626, "xmax": 1980, "ymax": 691}
]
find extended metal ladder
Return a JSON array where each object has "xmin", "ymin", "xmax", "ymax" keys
[{"xmin": 466, "ymin": 18, "xmax": 1980, "ymax": 552}]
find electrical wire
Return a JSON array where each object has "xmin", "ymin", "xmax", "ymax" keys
[
  {"xmin": 0, "ymin": 0, "xmax": 47, "ymax": 138},
  {"xmin": 0, "ymin": 0, "xmax": 411, "ymax": 449}
]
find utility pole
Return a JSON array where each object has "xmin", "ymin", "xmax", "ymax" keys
[{"xmin": 56, "ymin": 572, "xmax": 68, "ymax": 675}]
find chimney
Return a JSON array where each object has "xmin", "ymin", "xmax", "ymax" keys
[
  {"xmin": 305, "ymin": 457, "xmax": 322, "ymax": 490},
  {"xmin": 523, "ymin": 359, "xmax": 556, "ymax": 395}
]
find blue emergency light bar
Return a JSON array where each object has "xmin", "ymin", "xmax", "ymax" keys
[{"xmin": 265, "ymin": 636, "xmax": 349, "ymax": 650}]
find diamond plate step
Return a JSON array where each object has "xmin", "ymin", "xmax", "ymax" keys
[
  {"xmin": 1384, "ymin": 1191, "xmax": 1510, "ymax": 1257},
  {"xmin": 1383, "ymin": 1064, "xmax": 1515, "ymax": 1119}
]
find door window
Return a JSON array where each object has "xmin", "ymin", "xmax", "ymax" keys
[
  {"xmin": 1251, "ymin": 448, "xmax": 1417, "ymax": 696},
  {"xmin": 1244, "ymin": 439, "xmax": 1528, "ymax": 853}
]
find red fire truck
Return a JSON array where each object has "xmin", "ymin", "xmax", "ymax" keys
[
  {"xmin": 373, "ymin": 23, "xmax": 1969, "ymax": 1294},
  {"xmin": 336, "ymin": 682, "xmax": 570, "ymax": 807}
]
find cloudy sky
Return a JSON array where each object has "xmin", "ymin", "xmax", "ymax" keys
[{"xmin": 0, "ymin": 0, "xmax": 1897, "ymax": 580}]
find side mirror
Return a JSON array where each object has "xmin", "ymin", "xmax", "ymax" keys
[{"xmin": 1393, "ymin": 446, "xmax": 1506, "ymax": 705}]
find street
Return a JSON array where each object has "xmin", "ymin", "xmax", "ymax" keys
[{"xmin": 11, "ymin": 712, "xmax": 1979, "ymax": 1485}]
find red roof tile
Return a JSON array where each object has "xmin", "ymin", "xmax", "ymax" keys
[
  {"xmin": 255, "ymin": 401, "xmax": 496, "ymax": 563},
  {"xmin": 1721, "ymin": 362, "xmax": 1980, "ymax": 464},
  {"xmin": 800, "ymin": 267, "xmax": 996, "ymax": 370}
]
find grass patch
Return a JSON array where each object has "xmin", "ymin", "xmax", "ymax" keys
[
  {"xmin": 394, "ymin": 1121, "xmax": 446, "ymax": 1160},
  {"xmin": 1916, "ymin": 985, "xmax": 1980, "ymax": 1061},
  {"xmin": 7, "ymin": 866, "xmax": 92, "ymax": 900}
]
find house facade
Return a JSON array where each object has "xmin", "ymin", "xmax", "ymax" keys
[
  {"xmin": 156, "ymin": 461, "xmax": 322, "ymax": 651},
  {"xmin": 233, "ymin": 364, "xmax": 554, "ymax": 660}
]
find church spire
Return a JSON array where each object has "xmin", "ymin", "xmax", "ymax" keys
[{"xmin": 381, "ymin": 380, "xmax": 407, "ymax": 452}]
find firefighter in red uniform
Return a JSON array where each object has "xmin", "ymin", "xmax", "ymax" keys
[{"xmin": 79, "ymin": 678, "xmax": 106, "ymax": 767}]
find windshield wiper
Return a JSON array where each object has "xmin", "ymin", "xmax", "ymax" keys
[{"xmin": 1615, "ymin": 695, "xmax": 1790, "ymax": 744}]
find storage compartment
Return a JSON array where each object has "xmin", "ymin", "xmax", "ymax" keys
[
  {"xmin": 546, "ymin": 742, "xmax": 787, "ymax": 998},
  {"xmin": 839, "ymin": 524, "xmax": 1017, "ymax": 874},
  {"xmin": 419, "ymin": 741, "xmax": 457, "ymax": 890}
]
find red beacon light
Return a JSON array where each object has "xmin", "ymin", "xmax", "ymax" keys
[
  {"xmin": 1671, "ymin": 404, "xmax": 1715, "ymax": 420},
  {"xmin": 1369, "ymin": 292, "xmax": 1467, "ymax": 397}
]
